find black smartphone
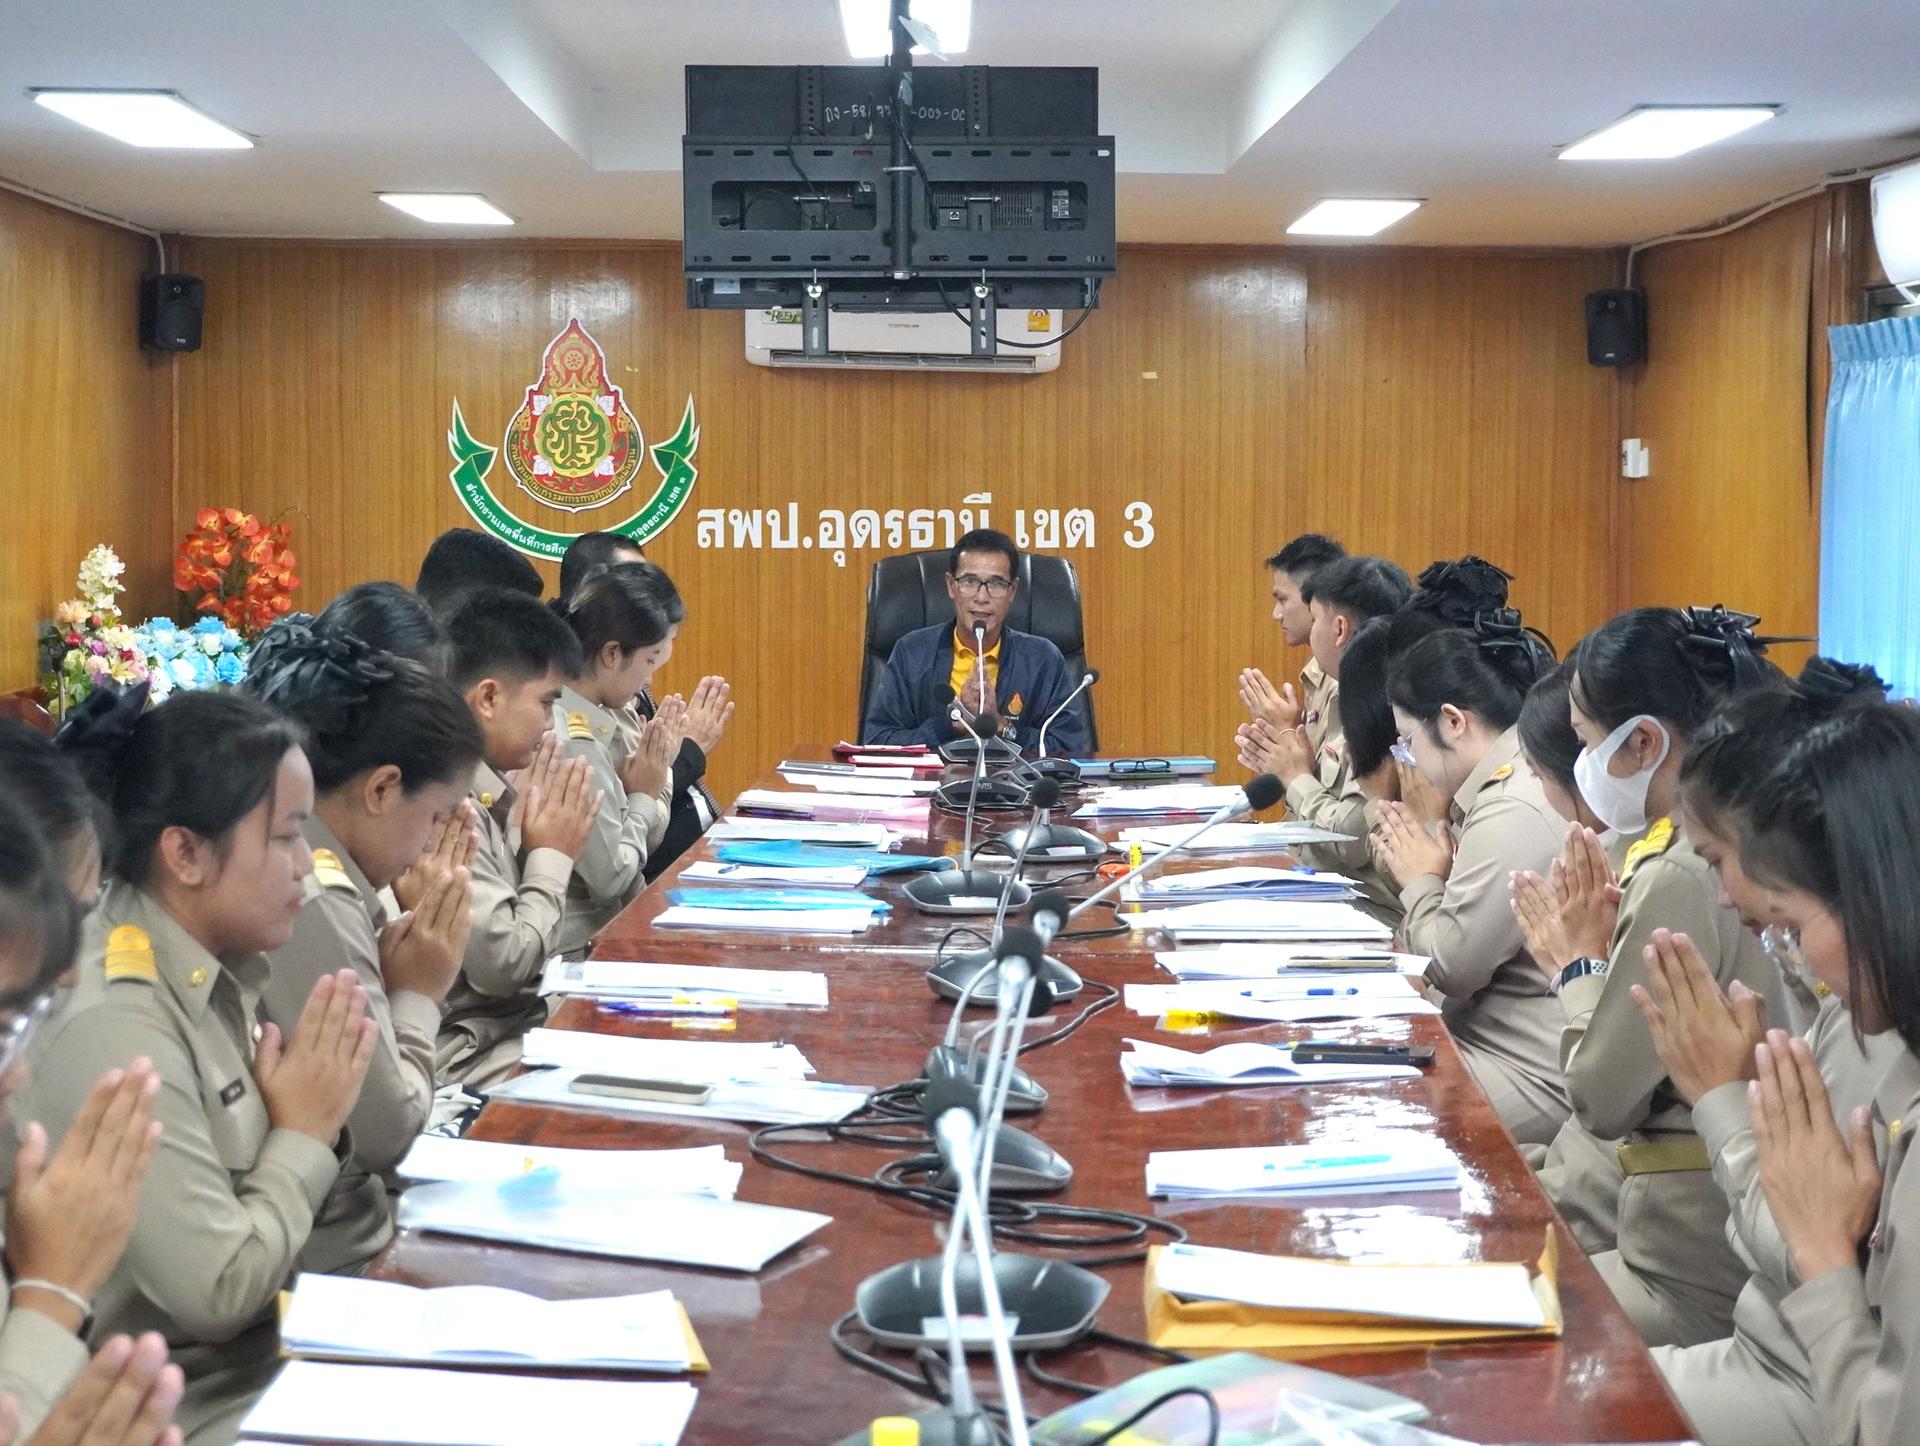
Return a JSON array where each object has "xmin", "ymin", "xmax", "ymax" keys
[{"xmin": 1290, "ymin": 1042, "xmax": 1436, "ymax": 1067}]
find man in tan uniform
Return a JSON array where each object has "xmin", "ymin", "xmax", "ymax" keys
[
  {"xmin": 1382, "ymin": 728, "xmax": 1570, "ymax": 1146},
  {"xmin": 1237, "ymin": 532, "xmax": 1346, "ymax": 759},
  {"xmin": 1237, "ymin": 555, "xmax": 1410, "ymax": 925},
  {"xmin": 21, "ymin": 882, "xmax": 372, "ymax": 1445},
  {"xmin": 436, "ymin": 589, "xmax": 599, "ymax": 1087},
  {"xmin": 1524, "ymin": 821, "xmax": 1791, "ymax": 1346}
]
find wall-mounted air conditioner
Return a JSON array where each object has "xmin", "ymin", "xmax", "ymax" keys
[{"xmin": 744, "ymin": 306, "xmax": 1063, "ymax": 374}]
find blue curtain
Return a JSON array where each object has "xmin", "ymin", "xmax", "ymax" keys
[{"xmin": 1820, "ymin": 316, "xmax": 1920, "ymax": 698}]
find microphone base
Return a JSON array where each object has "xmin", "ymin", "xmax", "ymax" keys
[
  {"xmin": 1026, "ymin": 756, "xmax": 1083, "ymax": 785},
  {"xmin": 939, "ymin": 736, "xmax": 1020, "ymax": 765},
  {"xmin": 904, "ymin": 870, "xmax": 1033, "ymax": 916},
  {"xmin": 936, "ymin": 1124, "xmax": 1072, "ymax": 1194},
  {"xmin": 932, "ymin": 778, "xmax": 1029, "ymax": 812},
  {"xmin": 853, "ymin": 1251, "xmax": 1108, "ymax": 1353},
  {"xmin": 834, "ymin": 1409, "xmax": 996, "ymax": 1446},
  {"xmin": 920, "ymin": 1045, "xmax": 1044, "ymax": 1115},
  {"xmin": 992, "ymin": 820, "xmax": 1107, "ymax": 862},
  {"xmin": 927, "ymin": 949, "xmax": 1083, "ymax": 1005}
]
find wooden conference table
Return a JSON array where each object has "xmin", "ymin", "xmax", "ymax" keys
[{"xmin": 370, "ymin": 748, "xmax": 1697, "ymax": 1445}]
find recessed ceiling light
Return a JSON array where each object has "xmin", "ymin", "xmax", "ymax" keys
[
  {"xmin": 1559, "ymin": 105, "xmax": 1779, "ymax": 160},
  {"xmin": 1287, "ymin": 199, "xmax": 1422, "ymax": 237},
  {"xmin": 839, "ymin": 0, "xmax": 971, "ymax": 57},
  {"xmin": 31, "ymin": 89, "xmax": 251, "ymax": 149},
  {"xmin": 377, "ymin": 193, "xmax": 514, "ymax": 226}
]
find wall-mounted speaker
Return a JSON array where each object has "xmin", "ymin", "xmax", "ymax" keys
[
  {"xmin": 1585, "ymin": 287, "xmax": 1646, "ymax": 367},
  {"xmin": 139, "ymin": 274, "xmax": 204, "ymax": 352}
]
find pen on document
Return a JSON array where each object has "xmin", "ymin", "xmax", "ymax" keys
[
  {"xmin": 1238, "ymin": 986, "xmax": 1359, "ymax": 997},
  {"xmin": 1262, "ymin": 1152, "xmax": 1393, "ymax": 1172},
  {"xmin": 598, "ymin": 997, "xmax": 738, "ymax": 1018}
]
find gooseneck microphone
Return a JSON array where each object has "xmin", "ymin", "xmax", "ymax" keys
[
  {"xmin": 938, "ymin": 624, "xmax": 1015, "ymax": 767},
  {"xmin": 1028, "ymin": 669, "xmax": 1096, "ymax": 786},
  {"xmin": 1056, "ymin": 772, "xmax": 1285, "ymax": 924},
  {"xmin": 907, "ymin": 690, "xmax": 1034, "ymax": 917}
]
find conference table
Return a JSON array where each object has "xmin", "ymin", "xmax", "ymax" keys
[{"xmin": 370, "ymin": 747, "xmax": 1698, "ymax": 1445}]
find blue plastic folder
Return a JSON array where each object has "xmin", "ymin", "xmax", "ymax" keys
[
  {"xmin": 714, "ymin": 841, "xmax": 954, "ymax": 876},
  {"xmin": 665, "ymin": 888, "xmax": 891, "ymax": 913}
]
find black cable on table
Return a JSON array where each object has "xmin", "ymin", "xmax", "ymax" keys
[{"xmin": 1078, "ymin": 1386, "xmax": 1221, "ymax": 1446}]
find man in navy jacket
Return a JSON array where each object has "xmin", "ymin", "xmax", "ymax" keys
[{"xmin": 862, "ymin": 528, "xmax": 1092, "ymax": 754}]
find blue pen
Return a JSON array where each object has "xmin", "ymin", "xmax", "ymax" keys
[{"xmin": 1240, "ymin": 986, "xmax": 1359, "ymax": 997}]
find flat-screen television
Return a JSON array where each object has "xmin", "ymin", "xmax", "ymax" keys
[{"xmin": 683, "ymin": 63, "xmax": 1114, "ymax": 314}]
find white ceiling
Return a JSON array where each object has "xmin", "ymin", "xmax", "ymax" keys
[{"xmin": 2, "ymin": 0, "xmax": 1916, "ymax": 247}]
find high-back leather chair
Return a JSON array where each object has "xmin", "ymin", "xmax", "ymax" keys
[{"xmin": 858, "ymin": 549, "xmax": 1097, "ymax": 749}]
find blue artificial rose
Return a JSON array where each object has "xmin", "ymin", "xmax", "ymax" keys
[
  {"xmin": 191, "ymin": 616, "xmax": 225, "ymax": 636},
  {"xmin": 189, "ymin": 652, "xmax": 216, "ymax": 687},
  {"xmin": 219, "ymin": 626, "xmax": 243, "ymax": 653},
  {"xmin": 169, "ymin": 658, "xmax": 197, "ymax": 688},
  {"xmin": 215, "ymin": 652, "xmax": 246, "ymax": 686}
]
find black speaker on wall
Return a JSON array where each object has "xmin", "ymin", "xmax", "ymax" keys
[
  {"xmin": 1585, "ymin": 287, "xmax": 1646, "ymax": 367},
  {"xmin": 139, "ymin": 274, "xmax": 204, "ymax": 352}
]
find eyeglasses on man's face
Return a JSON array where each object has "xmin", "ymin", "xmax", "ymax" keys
[
  {"xmin": 951, "ymin": 574, "xmax": 1013, "ymax": 597},
  {"xmin": 0, "ymin": 995, "xmax": 53, "ymax": 1081},
  {"xmin": 1390, "ymin": 739, "xmax": 1418, "ymax": 766}
]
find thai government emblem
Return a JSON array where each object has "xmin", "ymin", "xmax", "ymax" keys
[
  {"xmin": 504, "ymin": 320, "xmax": 642, "ymax": 513},
  {"xmin": 447, "ymin": 317, "xmax": 699, "ymax": 560}
]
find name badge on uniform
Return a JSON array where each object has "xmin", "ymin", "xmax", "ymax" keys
[{"xmin": 220, "ymin": 1079, "xmax": 246, "ymax": 1107}]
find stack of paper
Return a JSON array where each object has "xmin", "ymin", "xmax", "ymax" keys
[
  {"xmin": 241, "ymin": 1361, "xmax": 698, "ymax": 1446},
  {"xmin": 486, "ymin": 1068, "xmax": 871, "ymax": 1126},
  {"xmin": 520, "ymin": 1029, "xmax": 812, "ymax": 1081},
  {"xmin": 715, "ymin": 840, "xmax": 953, "ymax": 876},
  {"xmin": 736, "ymin": 788, "xmax": 930, "ymax": 825},
  {"xmin": 652, "ymin": 904, "xmax": 884, "ymax": 934},
  {"xmin": 710, "ymin": 818, "xmax": 898, "ymax": 847},
  {"xmin": 1156, "ymin": 945, "xmax": 1431, "ymax": 980},
  {"xmin": 280, "ymin": 1276, "xmax": 698, "ymax": 1372},
  {"xmin": 833, "ymin": 739, "xmax": 932, "ymax": 758},
  {"xmin": 1113, "ymin": 821, "xmax": 1355, "ymax": 853},
  {"xmin": 1120, "ymin": 1038, "xmax": 1422, "ymax": 1088},
  {"xmin": 1145, "ymin": 1139, "xmax": 1461, "ymax": 1199},
  {"xmin": 1128, "ymin": 866, "xmax": 1360, "ymax": 903},
  {"xmin": 1074, "ymin": 783, "xmax": 1248, "ymax": 816},
  {"xmin": 397, "ymin": 1176, "xmax": 831, "ymax": 1272},
  {"xmin": 1153, "ymin": 1241, "xmax": 1550, "ymax": 1330},
  {"xmin": 542, "ymin": 959, "xmax": 830, "ymax": 1008},
  {"xmin": 665, "ymin": 886, "xmax": 889, "ymax": 914},
  {"xmin": 777, "ymin": 771, "xmax": 938, "ymax": 796},
  {"xmin": 1124, "ymin": 978, "xmax": 1438, "ymax": 1023},
  {"xmin": 680, "ymin": 860, "xmax": 869, "ymax": 887},
  {"xmin": 1123, "ymin": 899, "xmax": 1394, "ymax": 942},
  {"xmin": 395, "ymin": 1138, "xmax": 742, "ymax": 1198},
  {"xmin": 782, "ymin": 756, "xmax": 943, "ymax": 778}
]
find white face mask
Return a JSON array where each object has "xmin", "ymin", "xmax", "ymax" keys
[{"xmin": 1573, "ymin": 713, "xmax": 1671, "ymax": 834}]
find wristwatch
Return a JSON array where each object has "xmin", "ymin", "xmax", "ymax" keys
[{"xmin": 1552, "ymin": 957, "xmax": 1610, "ymax": 995}]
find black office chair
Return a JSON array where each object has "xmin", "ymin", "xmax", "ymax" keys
[{"xmin": 858, "ymin": 548, "xmax": 1098, "ymax": 749}]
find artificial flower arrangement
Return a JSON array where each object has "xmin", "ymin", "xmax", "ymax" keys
[
  {"xmin": 39, "ymin": 513, "xmax": 296, "ymax": 715},
  {"xmin": 174, "ymin": 507, "xmax": 299, "ymax": 636}
]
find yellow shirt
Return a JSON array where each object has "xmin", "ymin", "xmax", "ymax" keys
[{"xmin": 949, "ymin": 627, "xmax": 1002, "ymax": 709}]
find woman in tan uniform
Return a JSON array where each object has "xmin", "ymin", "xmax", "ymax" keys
[
  {"xmin": 549, "ymin": 562, "xmax": 685, "ymax": 958},
  {"xmin": 26, "ymin": 686, "xmax": 376, "ymax": 1444},
  {"xmin": 1629, "ymin": 668, "xmax": 1902, "ymax": 1446},
  {"xmin": 246, "ymin": 624, "xmax": 482, "ymax": 1274},
  {"xmin": 1374, "ymin": 615, "xmax": 1568, "ymax": 1146},
  {"xmin": 0, "ymin": 786, "xmax": 182, "ymax": 1446},
  {"xmin": 1673, "ymin": 699, "xmax": 1920, "ymax": 1446},
  {"xmin": 1510, "ymin": 609, "xmax": 1789, "ymax": 1347}
]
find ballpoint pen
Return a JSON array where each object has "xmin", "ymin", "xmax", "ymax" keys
[
  {"xmin": 1238, "ymin": 986, "xmax": 1359, "ymax": 997},
  {"xmin": 598, "ymin": 997, "xmax": 738, "ymax": 1018}
]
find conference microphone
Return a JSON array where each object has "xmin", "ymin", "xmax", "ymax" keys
[
  {"xmin": 1055, "ymin": 772, "xmax": 1286, "ymax": 924},
  {"xmin": 1028, "ymin": 669, "xmax": 1097, "ymax": 786},
  {"xmin": 908, "ymin": 701, "xmax": 1034, "ymax": 917},
  {"xmin": 937, "ymin": 624, "xmax": 1016, "ymax": 766},
  {"xmin": 930, "ymin": 779, "xmax": 1085, "ymax": 1006}
]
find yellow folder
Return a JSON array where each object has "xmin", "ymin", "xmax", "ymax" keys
[{"xmin": 1143, "ymin": 1231, "xmax": 1562, "ymax": 1357}]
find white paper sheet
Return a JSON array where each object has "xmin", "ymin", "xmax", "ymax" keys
[
  {"xmin": 711, "ymin": 818, "xmax": 896, "ymax": 847},
  {"xmin": 1145, "ymin": 1139, "xmax": 1461, "ymax": 1198},
  {"xmin": 1120, "ymin": 1038, "xmax": 1421, "ymax": 1088},
  {"xmin": 485, "ymin": 1068, "xmax": 872, "ymax": 1126},
  {"xmin": 679, "ymin": 861, "xmax": 870, "ymax": 887},
  {"xmin": 519, "ymin": 1029, "xmax": 812, "ymax": 1081},
  {"xmin": 1123, "ymin": 899, "xmax": 1395, "ymax": 941},
  {"xmin": 778, "ymin": 772, "xmax": 938, "ymax": 796},
  {"xmin": 397, "ymin": 1179, "xmax": 831, "ymax": 1273},
  {"xmin": 1156, "ymin": 946, "xmax": 1430, "ymax": 980},
  {"xmin": 1112, "ymin": 822, "xmax": 1355, "ymax": 852},
  {"xmin": 394, "ymin": 1138, "xmax": 740, "ymax": 1198},
  {"xmin": 544, "ymin": 958, "xmax": 831, "ymax": 1008},
  {"xmin": 240, "ymin": 1361, "xmax": 697, "ymax": 1446},
  {"xmin": 653, "ymin": 904, "xmax": 882, "ymax": 934},
  {"xmin": 280, "ymin": 1275, "xmax": 692, "ymax": 1371},
  {"xmin": 1155, "ymin": 1241, "xmax": 1546, "ymax": 1329}
]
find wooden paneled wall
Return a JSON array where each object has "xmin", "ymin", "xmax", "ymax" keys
[
  {"xmin": 168, "ymin": 238, "xmax": 1619, "ymax": 803},
  {"xmin": 1617, "ymin": 191, "xmax": 1864, "ymax": 669},
  {"xmin": 0, "ymin": 188, "xmax": 173, "ymax": 691}
]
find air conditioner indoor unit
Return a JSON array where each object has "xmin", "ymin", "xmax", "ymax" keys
[{"xmin": 744, "ymin": 306, "xmax": 1063, "ymax": 374}]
